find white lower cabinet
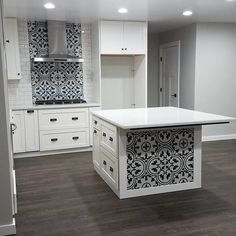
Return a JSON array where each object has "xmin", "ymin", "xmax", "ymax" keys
[
  {"xmin": 100, "ymin": 147, "xmax": 118, "ymax": 190},
  {"xmin": 12, "ymin": 110, "xmax": 39, "ymax": 153},
  {"xmin": 93, "ymin": 118, "xmax": 119, "ymax": 191},
  {"xmin": 24, "ymin": 110, "xmax": 39, "ymax": 152},
  {"xmin": 12, "ymin": 111, "xmax": 25, "ymax": 153},
  {"xmin": 40, "ymin": 128, "xmax": 89, "ymax": 151},
  {"xmin": 92, "ymin": 128, "xmax": 100, "ymax": 168},
  {"xmin": 12, "ymin": 107, "xmax": 95, "ymax": 154}
]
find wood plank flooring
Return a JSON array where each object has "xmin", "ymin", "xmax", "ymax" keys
[{"xmin": 14, "ymin": 140, "xmax": 236, "ymax": 236}]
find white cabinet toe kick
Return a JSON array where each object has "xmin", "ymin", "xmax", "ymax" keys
[{"xmin": 91, "ymin": 107, "xmax": 234, "ymax": 199}]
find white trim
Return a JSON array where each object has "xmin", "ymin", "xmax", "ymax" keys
[
  {"xmin": 0, "ymin": 218, "xmax": 16, "ymax": 236},
  {"xmin": 159, "ymin": 40, "xmax": 180, "ymax": 107},
  {"xmin": 202, "ymin": 134, "xmax": 236, "ymax": 142},
  {"xmin": 14, "ymin": 146, "xmax": 92, "ymax": 159}
]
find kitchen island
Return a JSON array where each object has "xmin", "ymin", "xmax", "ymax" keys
[{"xmin": 91, "ymin": 107, "xmax": 235, "ymax": 199}]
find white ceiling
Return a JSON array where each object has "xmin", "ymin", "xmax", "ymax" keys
[{"xmin": 4, "ymin": 0, "xmax": 236, "ymax": 32}]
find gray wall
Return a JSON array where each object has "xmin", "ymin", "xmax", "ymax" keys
[
  {"xmin": 159, "ymin": 24, "xmax": 197, "ymax": 109},
  {"xmin": 0, "ymin": 0, "xmax": 14, "ymax": 228},
  {"xmin": 147, "ymin": 33, "xmax": 159, "ymax": 107},
  {"xmin": 195, "ymin": 23, "xmax": 236, "ymax": 138}
]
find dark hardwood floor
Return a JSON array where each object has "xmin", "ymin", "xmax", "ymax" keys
[{"xmin": 14, "ymin": 140, "xmax": 236, "ymax": 236}]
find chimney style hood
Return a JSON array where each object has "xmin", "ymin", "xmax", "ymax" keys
[{"xmin": 34, "ymin": 21, "xmax": 84, "ymax": 63}]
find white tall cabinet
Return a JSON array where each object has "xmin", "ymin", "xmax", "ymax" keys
[
  {"xmin": 92, "ymin": 20, "xmax": 148, "ymax": 110},
  {"xmin": 4, "ymin": 18, "xmax": 21, "ymax": 80}
]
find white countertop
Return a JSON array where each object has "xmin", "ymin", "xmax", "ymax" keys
[
  {"xmin": 92, "ymin": 107, "xmax": 235, "ymax": 129},
  {"xmin": 11, "ymin": 102, "xmax": 100, "ymax": 110}
]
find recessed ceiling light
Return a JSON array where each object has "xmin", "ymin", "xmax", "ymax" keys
[
  {"xmin": 44, "ymin": 3, "xmax": 55, "ymax": 9},
  {"xmin": 182, "ymin": 10, "xmax": 193, "ymax": 16},
  {"xmin": 118, "ymin": 8, "xmax": 128, "ymax": 14}
]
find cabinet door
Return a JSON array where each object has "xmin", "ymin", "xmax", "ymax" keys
[
  {"xmin": 92, "ymin": 128, "xmax": 100, "ymax": 168},
  {"xmin": 12, "ymin": 111, "xmax": 25, "ymax": 153},
  {"xmin": 5, "ymin": 18, "xmax": 21, "ymax": 80},
  {"xmin": 123, "ymin": 22, "xmax": 146, "ymax": 55},
  {"xmin": 100, "ymin": 21, "xmax": 124, "ymax": 54},
  {"xmin": 24, "ymin": 110, "xmax": 39, "ymax": 152}
]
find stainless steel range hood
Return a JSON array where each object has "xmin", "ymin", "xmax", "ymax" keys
[{"xmin": 34, "ymin": 20, "xmax": 84, "ymax": 63}]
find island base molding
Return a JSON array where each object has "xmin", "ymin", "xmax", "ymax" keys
[{"xmin": 93, "ymin": 117, "xmax": 202, "ymax": 199}]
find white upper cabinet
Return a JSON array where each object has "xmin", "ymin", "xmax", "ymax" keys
[
  {"xmin": 5, "ymin": 18, "xmax": 21, "ymax": 80},
  {"xmin": 100, "ymin": 21, "xmax": 147, "ymax": 55},
  {"xmin": 123, "ymin": 22, "xmax": 146, "ymax": 55},
  {"xmin": 100, "ymin": 21, "xmax": 124, "ymax": 54}
]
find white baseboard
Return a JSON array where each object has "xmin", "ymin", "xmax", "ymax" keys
[
  {"xmin": 14, "ymin": 146, "xmax": 92, "ymax": 159},
  {"xmin": 0, "ymin": 218, "xmax": 16, "ymax": 236},
  {"xmin": 202, "ymin": 134, "xmax": 236, "ymax": 142}
]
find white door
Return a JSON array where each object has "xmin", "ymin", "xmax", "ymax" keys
[
  {"xmin": 160, "ymin": 41, "xmax": 180, "ymax": 107},
  {"xmin": 100, "ymin": 21, "xmax": 124, "ymax": 54},
  {"xmin": 123, "ymin": 22, "xmax": 146, "ymax": 55}
]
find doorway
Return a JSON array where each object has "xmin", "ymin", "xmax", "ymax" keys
[{"xmin": 159, "ymin": 41, "xmax": 180, "ymax": 107}]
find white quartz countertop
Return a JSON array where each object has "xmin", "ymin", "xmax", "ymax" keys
[
  {"xmin": 11, "ymin": 102, "xmax": 100, "ymax": 111},
  {"xmin": 92, "ymin": 107, "xmax": 235, "ymax": 129}
]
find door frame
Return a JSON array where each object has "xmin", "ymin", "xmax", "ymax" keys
[{"xmin": 159, "ymin": 40, "xmax": 180, "ymax": 107}]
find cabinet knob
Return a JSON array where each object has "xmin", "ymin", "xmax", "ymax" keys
[
  {"xmin": 125, "ymin": 48, "xmax": 127, "ymax": 50},
  {"xmin": 17, "ymin": 73, "xmax": 20, "ymax": 76},
  {"xmin": 103, "ymin": 132, "xmax": 106, "ymax": 137},
  {"xmin": 109, "ymin": 137, "xmax": 113, "ymax": 142},
  {"xmin": 94, "ymin": 130, "xmax": 97, "ymax": 134},
  {"xmin": 72, "ymin": 136, "xmax": 79, "ymax": 140},
  {"xmin": 51, "ymin": 138, "xmax": 58, "ymax": 142},
  {"xmin": 103, "ymin": 160, "xmax": 107, "ymax": 165},
  {"xmin": 50, "ymin": 118, "xmax": 57, "ymax": 122},
  {"xmin": 72, "ymin": 117, "xmax": 78, "ymax": 121},
  {"xmin": 110, "ymin": 167, "xmax": 113, "ymax": 172},
  {"xmin": 122, "ymin": 48, "xmax": 124, "ymax": 50},
  {"xmin": 6, "ymin": 40, "xmax": 9, "ymax": 43},
  {"xmin": 94, "ymin": 120, "xmax": 98, "ymax": 125}
]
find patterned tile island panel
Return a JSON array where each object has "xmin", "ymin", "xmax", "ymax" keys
[
  {"xmin": 28, "ymin": 21, "xmax": 83, "ymax": 102},
  {"xmin": 127, "ymin": 128, "xmax": 194, "ymax": 190}
]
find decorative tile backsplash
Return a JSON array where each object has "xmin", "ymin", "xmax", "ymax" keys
[{"xmin": 28, "ymin": 21, "xmax": 84, "ymax": 102}]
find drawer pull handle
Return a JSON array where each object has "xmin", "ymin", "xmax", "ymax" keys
[
  {"xmin": 51, "ymin": 138, "xmax": 58, "ymax": 142},
  {"xmin": 103, "ymin": 160, "xmax": 107, "ymax": 165},
  {"xmin": 110, "ymin": 167, "xmax": 114, "ymax": 172},
  {"xmin": 50, "ymin": 118, "xmax": 57, "ymax": 122},
  {"xmin": 27, "ymin": 110, "xmax": 34, "ymax": 113},
  {"xmin": 94, "ymin": 130, "xmax": 97, "ymax": 134},
  {"xmin": 72, "ymin": 136, "xmax": 79, "ymax": 140},
  {"xmin": 72, "ymin": 117, "xmax": 78, "ymax": 121},
  {"xmin": 103, "ymin": 132, "xmax": 106, "ymax": 137},
  {"xmin": 109, "ymin": 137, "xmax": 113, "ymax": 142},
  {"xmin": 94, "ymin": 120, "xmax": 98, "ymax": 125}
]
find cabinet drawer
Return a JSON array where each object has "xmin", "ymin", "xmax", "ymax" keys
[
  {"xmin": 100, "ymin": 121, "xmax": 117, "ymax": 156},
  {"xmin": 92, "ymin": 116, "xmax": 100, "ymax": 130},
  {"xmin": 40, "ymin": 128, "xmax": 89, "ymax": 151},
  {"xmin": 39, "ymin": 108, "xmax": 88, "ymax": 131},
  {"xmin": 100, "ymin": 147, "xmax": 118, "ymax": 190}
]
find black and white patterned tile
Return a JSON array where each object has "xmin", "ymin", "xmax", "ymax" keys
[
  {"xmin": 127, "ymin": 128, "xmax": 194, "ymax": 190},
  {"xmin": 28, "ymin": 21, "xmax": 83, "ymax": 102}
]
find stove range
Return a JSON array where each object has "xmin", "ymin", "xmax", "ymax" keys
[{"xmin": 35, "ymin": 99, "xmax": 87, "ymax": 105}]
